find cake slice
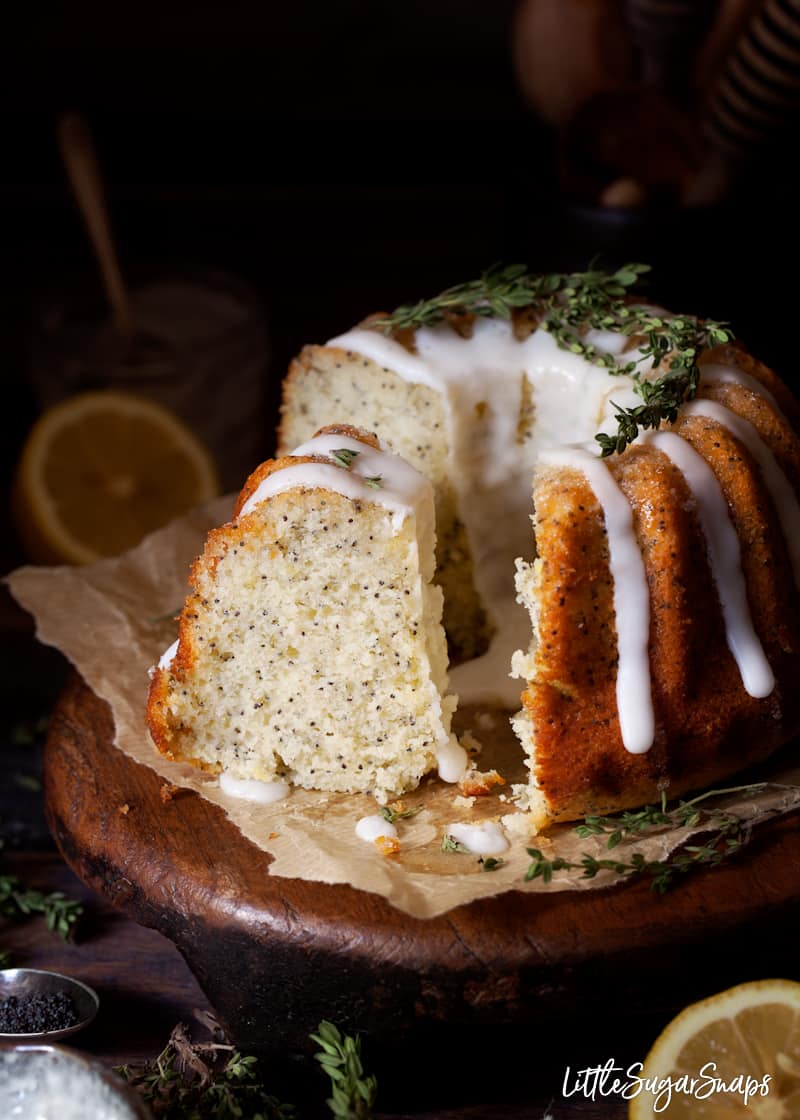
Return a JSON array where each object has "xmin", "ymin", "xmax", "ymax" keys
[
  {"xmin": 280, "ymin": 342, "xmax": 493, "ymax": 664},
  {"xmin": 146, "ymin": 425, "xmax": 465, "ymax": 804}
]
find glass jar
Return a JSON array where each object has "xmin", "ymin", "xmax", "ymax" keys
[{"xmin": 30, "ymin": 266, "xmax": 270, "ymax": 492}]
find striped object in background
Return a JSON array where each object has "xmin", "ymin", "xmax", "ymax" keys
[{"xmin": 706, "ymin": 0, "xmax": 800, "ymax": 154}]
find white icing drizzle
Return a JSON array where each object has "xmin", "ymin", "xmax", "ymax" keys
[
  {"xmin": 219, "ymin": 772, "xmax": 290, "ymax": 803},
  {"xmin": 355, "ymin": 814, "xmax": 398, "ymax": 842},
  {"xmin": 446, "ymin": 820, "xmax": 509, "ymax": 855},
  {"xmin": 643, "ymin": 430, "xmax": 774, "ymax": 698},
  {"xmin": 329, "ymin": 319, "xmax": 640, "ymax": 708},
  {"xmin": 699, "ymin": 362, "xmax": 783, "ymax": 416},
  {"xmin": 316, "ymin": 322, "xmax": 798, "ymax": 740},
  {"xmin": 157, "ymin": 639, "xmax": 179, "ymax": 671},
  {"xmin": 239, "ymin": 433, "xmax": 431, "ymax": 535},
  {"xmin": 683, "ymin": 398, "xmax": 800, "ymax": 587},
  {"xmin": 436, "ymin": 738, "xmax": 469, "ymax": 783},
  {"xmin": 538, "ymin": 445, "xmax": 655, "ymax": 754}
]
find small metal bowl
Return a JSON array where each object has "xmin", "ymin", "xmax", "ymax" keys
[
  {"xmin": 0, "ymin": 1044, "xmax": 152, "ymax": 1118},
  {"xmin": 0, "ymin": 968, "xmax": 99, "ymax": 1042}
]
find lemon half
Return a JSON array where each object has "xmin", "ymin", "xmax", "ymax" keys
[
  {"xmin": 630, "ymin": 979, "xmax": 800, "ymax": 1118},
  {"xmin": 14, "ymin": 390, "xmax": 220, "ymax": 564}
]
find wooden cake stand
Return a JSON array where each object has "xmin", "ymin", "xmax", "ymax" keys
[{"xmin": 45, "ymin": 673, "xmax": 800, "ymax": 1057}]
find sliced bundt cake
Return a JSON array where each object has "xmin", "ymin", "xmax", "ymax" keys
[
  {"xmin": 146, "ymin": 425, "xmax": 465, "ymax": 804},
  {"xmin": 278, "ymin": 267, "xmax": 800, "ymax": 828}
]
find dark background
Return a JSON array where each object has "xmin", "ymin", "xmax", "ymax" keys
[{"xmin": 0, "ymin": 0, "xmax": 534, "ymax": 517}]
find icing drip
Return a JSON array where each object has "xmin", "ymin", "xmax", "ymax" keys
[
  {"xmin": 328, "ymin": 320, "xmax": 639, "ymax": 707},
  {"xmin": 446, "ymin": 820, "xmax": 509, "ymax": 855},
  {"xmin": 355, "ymin": 814, "xmax": 398, "ymax": 842},
  {"xmin": 316, "ymin": 324, "xmax": 795, "ymax": 742},
  {"xmin": 157, "ymin": 639, "xmax": 179, "ymax": 671},
  {"xmin": 644, "ymin": 431, "xmax": 774, "ymax": 698},
  {"xmin": 219, "ymin": 773, "xmax": 290, "ymax": 803},
  {"xmin": 539, "ymin": 445, "xmax": 655, "ymax": 754},
  {"xmin": 699, "ymin": 363, "xmax": 783, "ymax": 417},
  {"xmin": 436, "ymin": 738, "xmax": 468, "ymax": 783},
  {"xmin": 683, "ymin": 399, "xmax": 800, "ymax": 587},
  {"xmin": 239, "ymin": 432, "xmax": 432, "ymax": 540}
]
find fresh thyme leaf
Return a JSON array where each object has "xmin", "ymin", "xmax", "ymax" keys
[
  {"xmin": 311, "ymin": 1019, "xmax": 377, "ymax": 1119},
  {"xmin": 13, "ymin": 772, "xmax": 42, "ymax": 793},
  {"xmin": 364, "ymin": 476, "xmax": 383, "ymax": 489},
  {"xmin": 525, "ymin": 849, "xmax": 573, "ymax": 885},
  {"xmin": 10, "ymin": 715, "xmax": 50, "ymax": 746},
  {"xmin": 479, "ymin": 857, "xmax": 505, "ymax": 872},
  {"xmin": 441, "ymin": 834, "xmax": 472, "ymax": 854},
  {"xmin": 11, "ymin": 723, "xmax": 35, "ymax": 746},
  {"xmin": 372, "ymin": 263, "xmax": 733, "ymax": 456},
  {"xmin": 331, "ymin": 448, "xmax": 360, "ymax": 469},
  {"xmin": 0, "ymin": 857, "xmax": 83, "ymax": 941},
  {"xmin": 380, "ymin": 804, "xmax": 422, "ymax": 825}
]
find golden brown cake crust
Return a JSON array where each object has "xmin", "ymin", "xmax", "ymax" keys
[{"xmin": 525, "ymin": 360, "xmax": 800, "ymax": 824}]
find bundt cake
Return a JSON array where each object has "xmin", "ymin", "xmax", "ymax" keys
[
  {"xmin": 276, "ymin": 265, "xmax": 800, "ymax": 829},
  {"xmin": 146, "ymin": 424, "xmax": 465, "ymax": 804},
  {"xmin": 148, "ymin": 265, "xmax": 800, "ymax": 832}
]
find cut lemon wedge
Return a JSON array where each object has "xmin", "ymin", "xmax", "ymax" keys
[
  {"xmin": 630, "ymin": 979, "xmax": 800, "ymax": 1118},
  {"xmin": 14, "ymin": 390, "xmax": 220, "ymax": 564}
]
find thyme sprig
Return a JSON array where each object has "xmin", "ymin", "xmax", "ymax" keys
[
  {"xmin": 311, "ymin": 1019, "xmax": 377, "ymax": 1120},
  {"xmin": 0, "ymin": 882, "xmax": 84, "ymax": 938},
  {"xmin": 118, "ymin": 1022, "xmax": 296, "ymax": 1119},
  {"xmin": 441, "ymin": 834, "xmax": 472, "ymax": 854},
  {"xmin": 526, "ymin": 782, "xmax": 768, "ymax": 893},
  {"xmin": 372, "ymin": 263, "xmax": 733, "ymax": 456},
  {"xmin": 0, "ymin": 840, "xmax": 84, "ymax": 941},
  {"xmin": 373, "ymin": 263, "xmax": 537, "ymax": 330},
  {"xmin": 575, "ymin": 783, "xmax": 766, "ymax": 848}
]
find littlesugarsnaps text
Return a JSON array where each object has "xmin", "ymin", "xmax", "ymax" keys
[{"xmin": 562, "ymin": 1059, "xmax": 771, "ymax": 1112}]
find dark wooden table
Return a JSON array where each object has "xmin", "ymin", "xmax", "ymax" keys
[{"xmin": 3, "ymin": 849, "xmax": 647, "ymax": 1118}]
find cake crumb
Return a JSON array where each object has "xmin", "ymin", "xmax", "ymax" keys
[
  {"xmin": 374, "ymin": 836, "xmax": 401, "ymax": 857},
  {"xmin": 501, "ymin": 811, "xmax": 532, "ymax": 839},
  {"xmin": 268, "ymin": 831, "xmax": 280, "ymax": 840},
  {"xmin": 458, "ymin": 769, "xmax": 505, "ymax": 797},
  {"xmin": 159, "ymin": 782, "xmax": 181, "ymax": 803},
  {"xmin": 118, "ymin": 803, "xmax": 131, "ymax": 816},
  {"xmin": 453, "ymin": 794, "xmax": 476, "ymax": 810}
]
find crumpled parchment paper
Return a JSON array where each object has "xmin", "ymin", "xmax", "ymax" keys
[{"xmin": 8, "ymin": 497, "xmax": 800, "ymax": 919}]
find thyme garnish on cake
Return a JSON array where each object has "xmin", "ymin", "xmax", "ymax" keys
[
  {"xmin": 373, "ymin": 262, "xmax": 733, "ymax": 456},
  {"xmin": 330, "ymin": 447, "xmax": 360, "ymax": 468}
]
